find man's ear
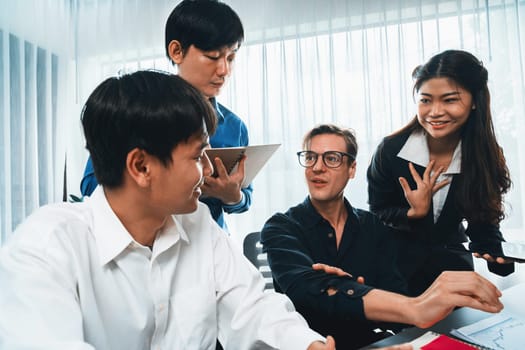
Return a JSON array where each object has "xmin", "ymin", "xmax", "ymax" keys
[
  {"xmin": 168, "ymin": 40, "xmax": 184, "ymax": 64},
  {"xmin": 126, "ymin": 148, "xmax": 150, "ymax": 188},
  {"xmin": 348, "ymin": 160, "xmax": 357, "ymax": 179}
]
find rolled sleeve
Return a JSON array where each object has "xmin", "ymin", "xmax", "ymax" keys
[
  {"xmin": 223, "ymin": 185, "xmax": 252, "ymax": 214},
  {"xmin": 261, "ymin": 213, "xmax": 373, "ymax": 322},
  {"xmin": 467, "ymin": 222, "xmax": 515, "ymax": 276}
]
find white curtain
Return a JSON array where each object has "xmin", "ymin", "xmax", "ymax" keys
[
  {"xmin": 0, "ymin": 0, "xmax": 73, "ymax": 243},
  {"xmin": 1, "ymin": 0, "xmax": 524, "ymax": 245}
]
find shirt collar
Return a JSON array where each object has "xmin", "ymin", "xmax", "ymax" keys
[
  {"xmin": 209, "ymin": 97, "xmax": 225, "ymax": 122},
  {"xmin": 153, "ymin": 215, "xmax": 190, "ymax": 258},
  {"xmin": 89, "ymin": 187, "xmax": 135, "ymax": 266},
  {"xmin": 300, "ymin": 197, "xmax": 357, "ymax": 228},
  {"xmin": 89, "ymin": 187, "xmax": 189, "ymax": 266},
  {"xmin": 397, "ymin": 130, "xmax": 462, "ymax": 174}
]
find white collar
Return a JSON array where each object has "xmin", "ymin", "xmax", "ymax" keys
[
  {"xmin": 89, "ymin": 187, "xmax": 189, "ymax": 266},
  {"xmin": 397, "ymin": 130, "xmax": 462, "ymax": 174}
]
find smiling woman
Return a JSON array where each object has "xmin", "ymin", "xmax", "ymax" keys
[
  {"xmin": 367, "ymin": 50, "xmax": 515, "ymax": 297},
  {"xmin": 416, "ymin": 78, "xmax": 473, "ymax": 148}
]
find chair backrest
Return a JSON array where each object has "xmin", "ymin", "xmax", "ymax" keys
[{"xmin": 242, "ymin": 231, "xmax": 274, "ymax": 290}]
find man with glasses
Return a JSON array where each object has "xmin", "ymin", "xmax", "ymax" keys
[{"xmin": 261, "ymin": 124, "xmax": 505, "ymax": 349}]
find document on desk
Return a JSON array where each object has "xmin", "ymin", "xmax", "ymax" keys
[
  {"xmin": 450, "ymin": 311, "xmax": 525, "ymax": 350},
  {"xmin": 205, "ymin": 144, "xmax": 280, "ymax": 188}
]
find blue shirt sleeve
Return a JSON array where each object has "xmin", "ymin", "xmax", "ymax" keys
[
  {"xmin": 80, "ymin": 157, "xmax": 98, "ymax": 196},
  {"xmin": 221, "ymin": 112, "xmax": 252, "ymax": 214},
  {"xmin": 223, "ymin": 185, "xmax": 253, "ymax": 214}
]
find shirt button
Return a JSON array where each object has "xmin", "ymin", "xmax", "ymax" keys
[
  {"xmin": 346, "ymin": 289, "xmax": 354, "ymax": 296},
  {"xmin": 327, "ymin": 232, "xmax": 334, "ymax": 238}
]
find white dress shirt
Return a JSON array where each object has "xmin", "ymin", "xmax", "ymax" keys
[
  {"xmin": 0, "ymin": 187, "xmax": 323, "ymax": 350},
  {"xmin": 397, "ymin": 130, "xmax": 462, "ymax": 223}
]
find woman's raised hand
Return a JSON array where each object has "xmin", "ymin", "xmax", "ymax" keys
[{"xmin": 399, "ymin": 160, "xmax": 450, "ymax": 219}]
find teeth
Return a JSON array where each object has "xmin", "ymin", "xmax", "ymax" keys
[{"xmin": 429, "ymin": 121, "xmax": 446, "ymax": 125}]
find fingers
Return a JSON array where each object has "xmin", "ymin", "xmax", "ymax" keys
[
  {"xmin": 473, "ymin": 253, "xmax": 514, "ymax": 264},
  {"xmin": 482, "ymin": 253, "xmax": 496, "ymax": 263},
  {"xmin": 234, "ymin": 155, "xmax": 246, "ymax": 178},
  {"xmin": 474, "ymin": 253, "xmax": 514, "ymax": 264},
  {"xmin": 413, "ymin": 271, "xmax": 503, "ymax": 328},
  {"xmin": 213, "ymin": 157, "xmax": 229, "ymax": 178},
  {"xmin": 312, "ymin": 263, "xmax": 352, "ymax": 278},
  {"xmin": 408, "ymin": 160, "xmax": 450, "ymax": 194},
  {"xmin": 438, "ymin": 271, "xmax": 503, "ymax": 312},
  {"xmin": 426, "ymin": 160, "xmax": 441, "ymax": 182},
  {"xmin": 432, "ymin": 178, "xmax": 451, "ymax": 193},
  {"xmin": 380, "ymin": 344, "xmax": 413, "ymax": 350},
  {"xmin": 408, "ymin": 162, "xmax": 423, "ymax": 184},
  {"xmin": 306, "ymin": 336, "xmax": 336, "ymax": 350},
  {"xmin": 357, "ymin": 276, "xmax": 365, "ymax": 284},
  {"xmin": 398, "ymin": 177, "xmax": 411, "ymax": 195},
  {"xmin": 325, "ymin": 335, "xmax": 336, "ymax": 350},
  {"xmin": 496, "ymin": 256, "xmax": 514, "ymax": 264}
]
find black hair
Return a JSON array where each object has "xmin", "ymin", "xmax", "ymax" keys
[
  {"xmin": 165, "ymin": 0, "xmax": 244, "ymax": 59},
  {"xmin": 395, "ymin": 50, "xmax": 511, "ymax": 224},
  {"xmin": 81, "ymin": 71, "xmax": 217, "ymax": 189}
]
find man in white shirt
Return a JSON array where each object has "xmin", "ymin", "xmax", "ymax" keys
[{"xmin": 0, "ymin": 71, "xmax": 334, "ymax": 350}]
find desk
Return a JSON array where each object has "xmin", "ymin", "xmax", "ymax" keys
[{"xmin": 361, "ymin": 282, "xmax": 525, "ymax": 349}]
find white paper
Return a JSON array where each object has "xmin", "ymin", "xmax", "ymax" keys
[
  {"xmin": 409, "ymin": 331, "xmax": 440, "ymax": 349},
  {"xmin": 451, "ymin": 312, "xmax": 525, "ymax": 350}
]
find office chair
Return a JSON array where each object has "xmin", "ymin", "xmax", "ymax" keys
[{"xmin": 242, "ymin": 231, "xmax": 274, "ymax": 290}]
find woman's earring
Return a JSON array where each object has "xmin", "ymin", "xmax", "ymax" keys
[{"xmin": 472, "ymin": 104, "xmax": 476, "ymax": 110}]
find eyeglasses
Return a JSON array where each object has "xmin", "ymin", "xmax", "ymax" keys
[{"xmin": 296, "ymin": 151, "xmax": 355, "ymax": 168}]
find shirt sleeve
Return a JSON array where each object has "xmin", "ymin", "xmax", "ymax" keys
[
  {"xmin": 372, "ymin": 221, "xmax": 409, "ymax": 295},
  {"xmin": 222, "ymin": 119, "xmax": 252, "ymax": 214},
  {"xmin": 0, "ymin": 223, "xmax": 94, "ymax": 349},
  {"xmin": 467, "ymin": 222, "xmax": 515, "ymax": 276},
  {"xmin": 212, "ymin": 225, "xmax": 325, "ymax": 350},
  {"xmin": 261, "ymin": 213, "xmax": 374, "ymax": 322},
  {"xmin": 223, "ymin": 184, "xmax": 252, "ymax": 214},
  {"xmin": 367, "ymin": 139, "xmax": 417, "ymax": 231},
  {"xmin": 80, "ymin": 157, "xmax": 98, "ymax": 197}
]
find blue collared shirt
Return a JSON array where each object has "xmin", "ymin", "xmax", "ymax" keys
[
  {"xmin": 80, "ymin": 98, "xmax": 252, "ymax": 230},
  {"xmin": 200, "ymin": 98, "xmax": 252, "ymax": 228}
]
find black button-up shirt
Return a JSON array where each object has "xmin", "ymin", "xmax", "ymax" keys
[{"xmin": 261, "ymin": 197, "xmax": 407, "ymax": 349}]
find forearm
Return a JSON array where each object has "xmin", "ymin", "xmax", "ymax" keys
[
  {"xmin": 262, "ymin": 215, "xmax": 371, "ymax": 321},
  {"xmin": 284, "ymin": 275, "xmax": 371, "ymax": 321},
  {"xmin": 368, "ymin": 175, "xmax": 412, "ymax": 229},
  {"xmin": 365, "ymin": 271, "xmax": 504, "ymax": 329},
  {"xmin": 363, "ymin": 289, "xmax": 416, "ymax": 325},
  {"xmin": 467, "ymin": 223, "xmax": 515, "ymax": 276},
  {"xmin": 214, "ymin": 231, "xmax": 324, "ymax": 350}
]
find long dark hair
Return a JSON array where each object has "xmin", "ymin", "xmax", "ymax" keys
[{"xmin": 394, "ymin": 50, "xmax": 511, "ymax": 224}]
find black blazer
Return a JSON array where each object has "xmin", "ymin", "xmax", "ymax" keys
[{"xmin": 367, "ymin": 131, "xmax": 513, "ymax": 290}]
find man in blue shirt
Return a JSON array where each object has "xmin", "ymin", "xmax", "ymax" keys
[{"xmin": 80, "ymin": 0, "xmax": 251, "ymax": 229}]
